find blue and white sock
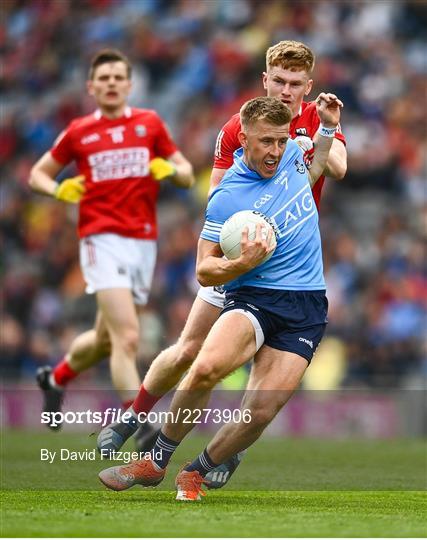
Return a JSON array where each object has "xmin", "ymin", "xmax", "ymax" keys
[
  {"xmin": 185, "ymin": 449, "xmax": 219, "ymax": 477},
  {"xmin": 151, "ymin": 431, "xmax": 180, "ymax": 470}
]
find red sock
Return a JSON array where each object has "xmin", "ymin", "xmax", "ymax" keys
[
  {"xmin": 52, "ymin": 360, "xmax": 78, "ymax": 387},
  {"xmin": 132, "ymin": 384, "xmax": 161, "ymax": 415},
  {"xmin": 122, "ymin": 399, "xmax": 134, "ymax": 410}
]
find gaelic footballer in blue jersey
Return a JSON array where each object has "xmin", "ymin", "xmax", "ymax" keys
[
  {"xmin": 201, "ymin": 141, "xmax": 325, "ymax": 292},
  {"xmin": 98, "ymin": 95, "xmax": 343, "ymax": 501}
]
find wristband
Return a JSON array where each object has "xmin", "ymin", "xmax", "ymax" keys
[{"xmin": 318, "ymin": 124, "xmax": 337, "ymax": 138}]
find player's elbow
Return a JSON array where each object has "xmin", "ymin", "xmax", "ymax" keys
[
  {"xmin": 196, "ymin": 264, "xmax": 215, "ymax": 287},
  {"xmin": 196, "ymin": 269, "xmax": 211, "ymax": 288},
  {"xmin": 333, "ymin": 161, "xmax": 347, "ymax": 180},
  {"xmin": 327, "ymin": 153, "xmax": 347, "ymax": 181}
]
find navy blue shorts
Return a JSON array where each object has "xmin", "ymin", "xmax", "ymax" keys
[{"xmin": 222, "ymin": 286, "xmax": 328, "ymax": 363}]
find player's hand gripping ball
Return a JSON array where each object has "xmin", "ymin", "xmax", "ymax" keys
[{"xmin": 220, "ymin": 210, "xmax": 277, "ymax": 264}]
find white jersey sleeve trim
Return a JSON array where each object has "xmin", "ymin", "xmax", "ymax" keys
[{"xmin": 201, "ymin": 220, "xmax": 222, "ymax": 243}]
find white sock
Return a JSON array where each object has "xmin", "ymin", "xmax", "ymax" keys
[{"xmin": 48, "ymin": 373, "xmax": 63, "ymax": 390}]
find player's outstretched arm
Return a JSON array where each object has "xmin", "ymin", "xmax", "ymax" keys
[
  {"xmin": 312, "ymin": 92, "xmax": 346, "ymax": 180},
  {"xmin": 150, "ymin": 151, "xmax": 195, "ymax": 188},
  {"xmin": 319, "ymin": 137, "xmax": 347, "ymax": 180},
  {"xmin": 309, "ymin": 93, "xmax": 343, "ymax": 187},
  {"xmin": 29, "ymin": 152, "xmax": 85, "ymax": 204},
  {"xmin": 196, "ymin": 225, "xmax": 273, "ymax": 287}
]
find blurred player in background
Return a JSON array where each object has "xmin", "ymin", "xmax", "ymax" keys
[
  {"xmin": 98, "ymin": 94, "xmax": 342, "ymax": 499},
  {"xmin": 29, "ymin": 49, "xmax": 195, "ymax": 442},
  {"xmin": 97, "ymin": 41, "xmax": 347, "ymax": 486}
]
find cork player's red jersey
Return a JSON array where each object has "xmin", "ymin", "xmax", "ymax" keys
[
  {"xmin": 213, "ymin": 101, "xmax": 346, "ymax": 210},
  {"xmin": 51, "ymin": 107, "xmax": 178, "ymax": 239}
]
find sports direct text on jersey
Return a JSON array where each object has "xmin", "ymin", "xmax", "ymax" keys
[{"xmin": 88, "ymin": 147, "xmax": 150, "ymax": 181}]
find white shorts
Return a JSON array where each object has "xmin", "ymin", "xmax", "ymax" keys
[
  {"xmin": 197, "ymin": 285, "xmax": 225, "ymax": 309},
  {"xmin": 80, "ymin": 233, "xmax": 157, "ymax": 305}
]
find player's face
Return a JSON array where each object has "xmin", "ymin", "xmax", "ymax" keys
[
  {"xmin": 87, "ymin": 61, "xmax": 131, "ymax": 114},
  {"xmin": 263, "ymin": 67, "xmax": 313, "ymax": 118},
  {"xmin": 239, "ymin": 120, "xmax": 290, "ymax": 179}
]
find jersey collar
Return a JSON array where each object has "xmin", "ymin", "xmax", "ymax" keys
[
  {"xmin": 233, "ymin": 148, "xmax": 256, "ymax": 177},
  {"xmin": 93, "ymin": 106, "xmax": 132, "ymax": 120}
]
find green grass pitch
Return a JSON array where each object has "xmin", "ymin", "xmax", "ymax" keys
[{"xmin": 1, "ymin": 430, "xmax": 426, "ymax": 537}]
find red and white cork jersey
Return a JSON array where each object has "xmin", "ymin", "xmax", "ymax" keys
[{"xmin": 51, "ymin": 107, "xmax": 178, "ymax": 239}]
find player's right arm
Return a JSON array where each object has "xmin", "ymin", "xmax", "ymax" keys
[
  {"xmin": 29, "ymin": 152, "xmax": 85, "ymax": 203},
  {"xmin": 196, "ymin": 225, "xmax": 272, "ymax": 287},
  {"xmin": 29, "ymin": 152, "xmax": 65, "ymax": 197}
]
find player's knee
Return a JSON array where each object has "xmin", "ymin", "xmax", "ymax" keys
[
  {"xmin": 187, "ymin": 361, "xmax": 221, "ymax": 389},
  {"xmin": 247, "ymin": 407, "xmax": 275, "ymax": 431},
  {"xmin": 114, "ymin": 327, "xmax": 139, "ymax": 356},
  {"xmin": 174, "ymin": 339, "xmax": 200, "ymax": 371}
]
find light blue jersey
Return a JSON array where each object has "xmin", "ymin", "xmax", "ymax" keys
[{"xmin": 201, "ymin": 140, "xmax": 325, "ymax": 291}]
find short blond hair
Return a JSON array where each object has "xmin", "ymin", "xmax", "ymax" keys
[
  {"xmin": 240, "ymin": 97, "xmax": 292, "ymax": 131},
  {"xmin": 266, "ymin": 40, "xmax": 315, "ymax": 73}
]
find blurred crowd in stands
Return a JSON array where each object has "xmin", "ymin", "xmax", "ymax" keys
[{"xmin": 1, "ymin": 0, "xmax": 426, "ymax": 389}]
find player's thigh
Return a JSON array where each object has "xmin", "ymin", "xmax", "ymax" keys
[
  {"xmin": 80, "ymin": 234, "xmax": 132, "ymax": 294},
  {"xmin": 96, "ymin": 288, "xmax": 139, "ymax": 337},
  {"xmin": 243, "ymin": 346, "xmax": 308, "ymax": 411},
  {"xmin": 131, "ymin": 239, "xmax": 157, "ymax": 306},
  {"xmin": 188, "ymin": 311, "xmax": 258, "ymax": 382},
  {"xmin": 178, "ymin": 296, "xmax": 222, "ymax": 349}
]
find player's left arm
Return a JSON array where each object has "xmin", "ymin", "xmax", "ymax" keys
[
  {"xmin": 150, "ymin": 151, "xmax": 195, "ymax": 188},
  {"xmin": 308, "ymin": 93, "xmax": 343, "ymax": 187},
  {"xmin": 313, "ymin": 135, "xmax": 347, "ymax": 180}
]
